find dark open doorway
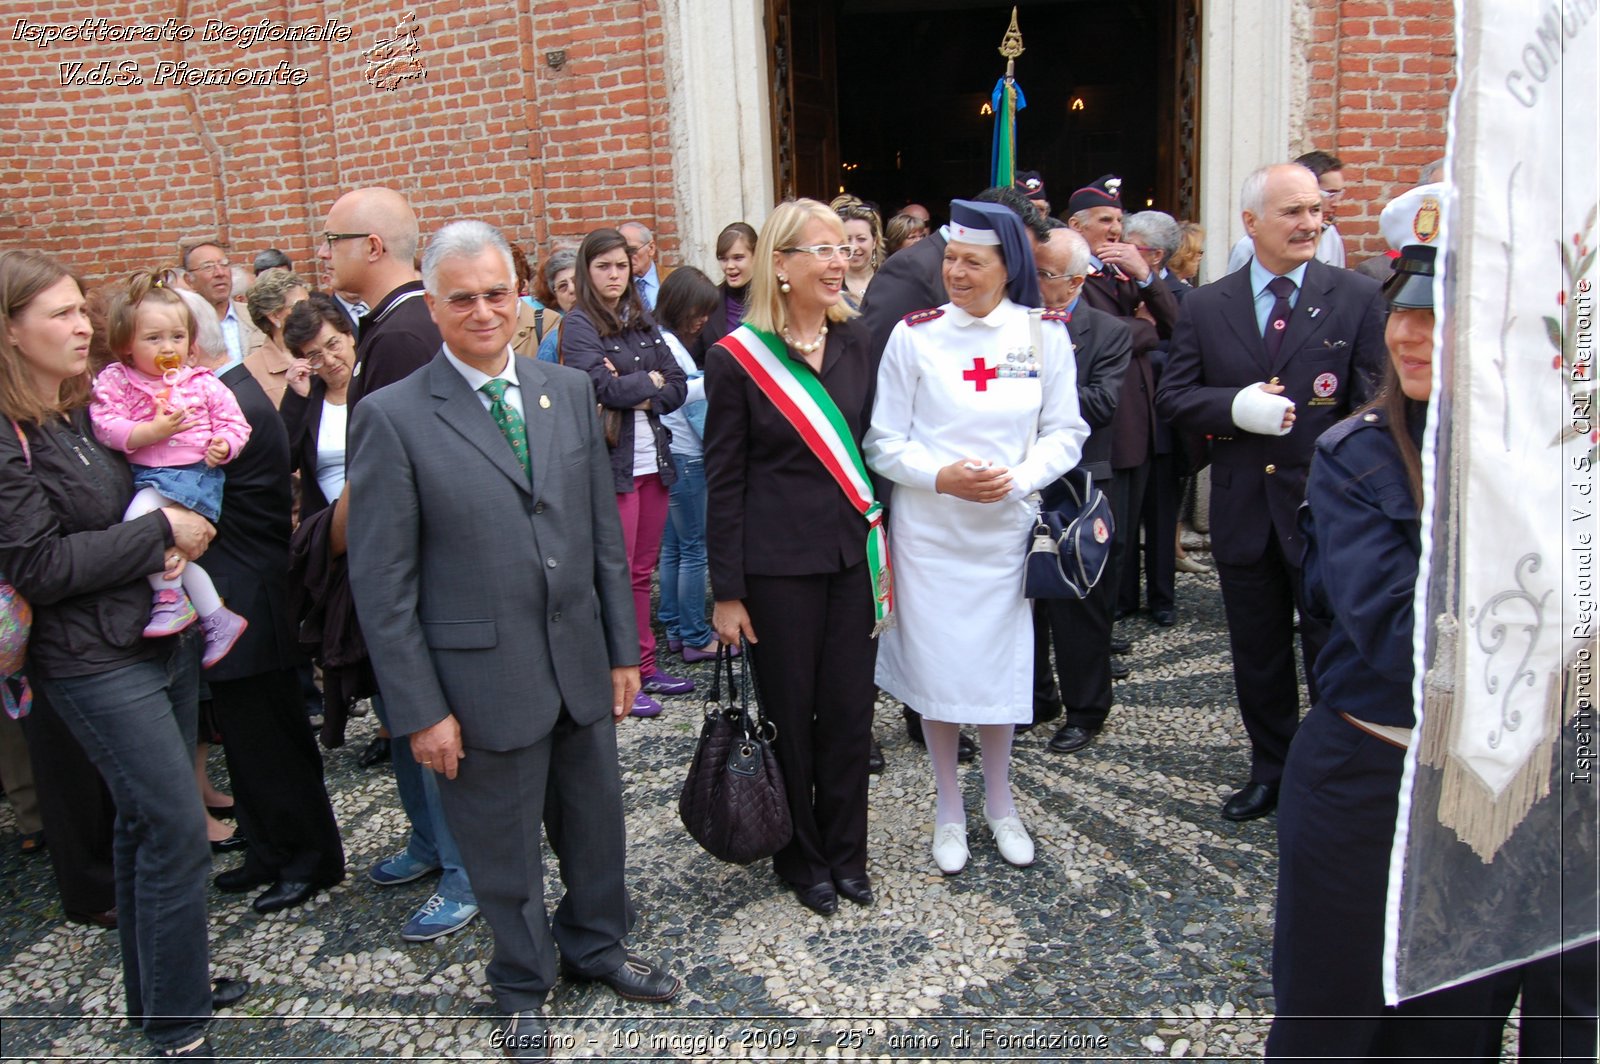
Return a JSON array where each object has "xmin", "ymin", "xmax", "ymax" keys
[{"xmin": 769, "ymin": 0, "xmax": 1200, "ymax": 225}]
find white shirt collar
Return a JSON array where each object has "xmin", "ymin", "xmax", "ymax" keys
[
  {"xmin": 944, "ymin": 297, "xmax": 1014, "ymax": 329},
  {"xmin": 442, "ymin": 344, "xmax": 518, "ymax": 391},
  {"xmin": 1250, "ymin": 257, "xmax": 1311, "ymax": 298}
]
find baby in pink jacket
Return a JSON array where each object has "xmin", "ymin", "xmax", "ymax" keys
[{"xmin": 91, "ymin": 273, "xmax": 251, "ymax": 667}]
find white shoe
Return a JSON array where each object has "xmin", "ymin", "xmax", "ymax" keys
[
  {"xmin": 931, "ymin": 822, "xmax": 969, "ymax": 875},
  {"xmin": 985, "ymin": 813, "xmax": 1035, "ymax": 867}
]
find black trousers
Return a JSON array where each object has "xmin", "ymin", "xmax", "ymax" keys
[
  {"xmin": 440, "ymin": 709, "xmax": 632, "ymax": 1013},
  {"xmin": 1032, "ymin": 547, "xmax": 1116, "ymax": 730},
  {"xmin": 210, "ymin": 668, "xmax": 344, "ymax": 886},
  {"xmin": 18, "ymin": 685, "xmax": 116, "ymax": 914},
  {"xmin": 744, "ymin": 563, "xmax": 876, "ymax": 889},
  {"xmin": 1267, "ymin": 704, "xmax": 1505, "ymax": 1058},
  {"xmin": 1214, "ymin": 532, "xmax": 1329, "ymax": 784}
]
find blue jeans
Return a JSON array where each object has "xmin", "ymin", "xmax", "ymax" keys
[
  {"xmin": 38, "ymin": 631, "xmax": 212, "ymax": 1050},
  {"xmin": 370, "ymin": 693, "xmax": 476, "ymax": 905},
  {"xmin": 657, "ymin": 453, "xmax": 714, "ymax": 649}
]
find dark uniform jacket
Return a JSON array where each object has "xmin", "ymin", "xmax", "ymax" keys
[
  {"xmin": 1155, "ymin": 258, "xmax": 1387, "ymax": 567},
  {"xmin": 1063, "ymin": 303, "xmax": 1132, "ymax": 483},
  {"xmin": 1301, "ymin": 404, "xmax": 1424, "ymax": 727},
  {"xmin": 857, "ymin": 232, "xmax": 948, "ymax": 361}
]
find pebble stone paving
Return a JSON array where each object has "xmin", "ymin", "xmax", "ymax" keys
[{"xmin": 0, "ymin": 560, "xmax": 1304, "ymax": 1062}]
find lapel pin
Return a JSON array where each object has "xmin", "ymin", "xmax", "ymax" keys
[
  {"xmin": 539, "ymin": 394, "xmax": 551, "ymax": 409},
  {"xmin": 1307, "ymin": 306, "xmax": 1322, "ymax": 318}
]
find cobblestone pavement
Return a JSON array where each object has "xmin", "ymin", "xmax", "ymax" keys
[{"xmin": 1, "ymin": 565, "xmax": 1300, "ymax": 1062}]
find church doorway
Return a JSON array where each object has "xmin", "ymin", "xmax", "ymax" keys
[{"xmin": 767, "ymin": 0, "xmax": 1201, "ymax": 225}]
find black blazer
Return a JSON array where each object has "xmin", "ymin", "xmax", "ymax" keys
[
  {"xmin": 1155, "ymin": 258, "xmax": 1386, "ymax": 567},
  {"xmin": 204, "ymin": 366, "xmax": 305, "ymax": 681},
  {"xmin": 857, "ymin": 232, "xmax": 948, "ymax": 362},
  {"xmin": 279, "ymin": 382, "xmax": 341, "ymax": 519},
  {"xmin": 704, "ymin": 318, "xmax": 876, "ymax": 601},
  {"xmin": 1065, "ymin": 304, "xmax": 1133, "ymax": 483}
]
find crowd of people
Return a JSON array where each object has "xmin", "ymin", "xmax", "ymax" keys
[{"xmin": 1, "ymin": 155, "xmax": 1594, "ymax": 1062}]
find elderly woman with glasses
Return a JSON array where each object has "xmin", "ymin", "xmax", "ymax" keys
[{"xmin": 866, "ymin": 200, "xmax": 1087, "ymax": 876}]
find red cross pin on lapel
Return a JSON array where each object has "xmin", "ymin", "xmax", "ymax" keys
[{"xmin": 963, "ymin": 358, "xmax": 999, "ymax": 391}]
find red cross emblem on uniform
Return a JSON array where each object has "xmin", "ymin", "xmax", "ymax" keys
[{"xmin": 963, "ymin": 358, "xmax": 998, "ymax": 391}]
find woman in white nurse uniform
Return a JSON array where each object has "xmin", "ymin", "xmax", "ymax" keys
[{"xmin": 865, "ymin": 199, "xmax": 1087, "ymax": 875}]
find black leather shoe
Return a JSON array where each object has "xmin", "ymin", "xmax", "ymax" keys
[
  {"xmin": 215, "ymin": 866, "xmax": 274, "ymax": 893},
  {"xmin": 209, "ymin": 830, "xmax": 247, "ymax": 854},
  {"xmin": 1048, "ymin": 724, "xmax": 1096, "ymax": 754},
  {"xmin": 1109, "ymin": 658, "xmax": 1131, "ymax": 680},
  {"xmin": 1152, "ymin": 609, "xmax": 1177, "ymax": 627},
  {"xmin": 156, "ymin": 1037, "xmax": 217, "ymax": 1059},
  {"xmin": 64, "ymin": 906, "xmax": 118, "ymax": 929},
  {"xmin": 866, "ymin": 739, "xmax": 885, "ymax": 775},
  {"xmin": 834, "ymin": 876, "xmax": 873, "ymax": 906},
  {"xmin": 500, "ymin": 1012, "xmax": 552, "ymax": 1061},
  {"xmin": 1221, "ymin": 782, "xmax": 1279, "ymax": 822},
  {"xmin": 1109, "ymin": 637, "xmax": 1132, "ymax": 655},
  {"xmin": 562, "ymin": 954, "xmax": 680, "ymax": 1002},
  {"xmin": 211, "ymin": 977, "xmax": 250, "ymax": 1009},
  {"xmin": 357, "ymin": 735, "xmax": 391, "ymax": 768},
  {"xmin": 252, "ymin": 879, "xmax": 320, "ymax": 914},
  {"xmin": 793, "ymin": 881, "xmax": 839, "ymax": 916},
  {"xmin": 957, "ymin": 732, "xmax": 978, "ymax": 762}
]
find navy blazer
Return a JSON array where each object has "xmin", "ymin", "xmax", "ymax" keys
[
  {"xmin": 1155, "ymin": 258, "xmax": 1386, "ymax": 567},
  {"xmin": 857, "ymin": 232, "xmax": 948, "ymax": 362}
]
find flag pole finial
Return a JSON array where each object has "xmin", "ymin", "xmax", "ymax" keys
[{"xmin": 998, "ymin": 6, "xmax": 1024, "ymax": 78}]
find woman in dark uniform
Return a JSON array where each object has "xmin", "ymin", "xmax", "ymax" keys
[
  {"xmin": 705, "ymin": 198, "xmax": 885, "ymax": 917},
  {"xmin": 1266, "ymin": 187, "xmax": 1504, "ymax": 1057}
]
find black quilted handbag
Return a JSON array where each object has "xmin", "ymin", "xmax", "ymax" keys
[
  {"xmin": 1024, "ymin": 469, "xmax": 1116, "ymax": 599},
  {"xmin": 677, "ymin": 639, "xmax": 792, "ymax": 864}
]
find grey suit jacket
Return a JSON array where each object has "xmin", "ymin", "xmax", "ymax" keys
[{"xmin": 347, "ymin": 351, "xmax": 637, "ymax": 750}]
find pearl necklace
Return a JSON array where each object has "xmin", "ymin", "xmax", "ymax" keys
[{"xmin": 782, "ymin": 324, "xmax": 828, "ymax": 354}]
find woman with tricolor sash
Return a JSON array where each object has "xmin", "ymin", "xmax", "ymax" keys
[
  {"xmin": 705, "ymin": 199, "xmax": 887, "ymax": 919},
  {"xmin": 865, "ymin": 199, "xmax": 1087, "ymax": 877}
]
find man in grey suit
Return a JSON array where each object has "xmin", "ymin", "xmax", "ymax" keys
[{"xmin": 347, "ymin": 221, "xmax": 679, "ymax": 1058}]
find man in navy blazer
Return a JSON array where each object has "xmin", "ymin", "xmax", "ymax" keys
[
  {"xmin": 348, "ymin": 221, "xmax": 678, "ymax": 1056},
  {"xmin": 1156, "ymin": 163, "xmax": 1386, "ymax": 822}
]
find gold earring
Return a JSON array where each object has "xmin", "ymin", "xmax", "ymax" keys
[{"xmin": 779, "ymin": 276, "xmax": 791, "ymax": 294}]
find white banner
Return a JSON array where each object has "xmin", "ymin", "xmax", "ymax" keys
[{"xmin": 1386, "ymin": 0, "xmax": 1598, "ymax": 1002}]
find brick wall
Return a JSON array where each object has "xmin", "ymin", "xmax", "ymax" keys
[
  {"xmin": 1302, "ymin": 0, "xmax": 1456, "ymax": 262},
  {"xmin": 0, "ymin": 1, "xmax": 676, "ymax": 287},
  {"xmin": 2, "ymin": 2, "xmax": 1450, "ymax": 284}
]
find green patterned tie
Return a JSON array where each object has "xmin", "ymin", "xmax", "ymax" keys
[{"xmin": 479, "ymin": 379, "xmax": 531, "ymax": 483}]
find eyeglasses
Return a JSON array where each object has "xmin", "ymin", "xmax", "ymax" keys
[
  {"xmin": 781, "ymin": 244, "xmax": 852, "ymax": 261},
  {"xmin": 1035, "ymin": 268, "xmax": 1083, "ymax": 282},
  {"xmin": 188, "ymin": 259, "xmax": 230, "ymax": 274},
  {"xmin": 302, "ymin": 333, "xmax": 350, "ymax": 368},
  {"xmin": 320, "ymin": 231, "xmax": 372, "ymax": 248},
  {"xmin": 1133, "ymin": 246, "xmax": 1161, "ymax": 255},
  {"xmin": 1321, "ymin": 187, "xmax": 1346, "ymax": 199},
  {"xmin": 441, "ymin": 287, "xmax": 514, "ymax": 313}
]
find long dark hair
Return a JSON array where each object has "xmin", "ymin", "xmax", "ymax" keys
[
  {"xmin": 573, "ymin": 228, "xmax": 646, "ymax": 337},
  {"xmin": 654, "ymin": 267, "xmax": 720, "ymax": 344}
]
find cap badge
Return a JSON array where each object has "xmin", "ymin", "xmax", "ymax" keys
[{"xmin": 1413, "ymin": 196, "xmax": 1441, "ymax": 243}]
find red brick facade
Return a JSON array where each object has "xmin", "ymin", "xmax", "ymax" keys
[
  {"xmin": 1303, "ymin": 0, "xmax": 1456, "ymax": 261},
  {"xmin": 1, "ymin": 1, "xmax": 1451, "ymax": 284}
]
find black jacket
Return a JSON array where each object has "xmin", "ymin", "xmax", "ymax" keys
[
  {"xmin": 0, "ymin": 407, "xmax": 172, "ymax": 678},
  {"xmin": 279, "ymin": 381, "xmax": 338, "ymax": 518}
]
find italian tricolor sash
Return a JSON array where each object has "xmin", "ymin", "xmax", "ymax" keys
[{"xmin": 717, "ymin": 324, "xmax": 894, "ymax": 632}]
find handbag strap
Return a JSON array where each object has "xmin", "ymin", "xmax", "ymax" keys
[
  {"xmin": 704, "ymin": 639, "xmax": 739, "ymax": 715},
  {"xmin": 736, "ymin": 636, "xmax": 774, "ymax": 741}
]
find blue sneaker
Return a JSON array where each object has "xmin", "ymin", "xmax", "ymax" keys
[
  {"xmin": 640, "ymin": 670, "xmax": 695, "ymax": 696},
  {"xmin": 401, "ymin": 893, "xmax": 479, "ymax": 942},
  {"xmin": 367, "ymin": 850, "xmax": 441, "ymax": 887}
]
